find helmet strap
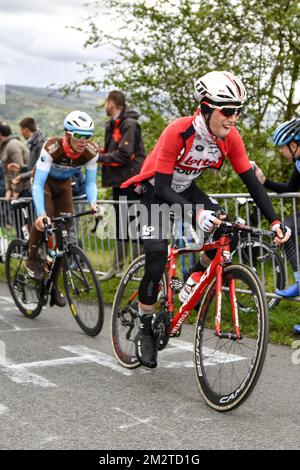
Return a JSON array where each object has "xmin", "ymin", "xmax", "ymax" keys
[
  {"xmin": 289, "ymin": 142, "xmax": 299, "ymax": 162},
  {"xmin": 200, "ymin": 103, "xmax": 215, "ymax": 136}
]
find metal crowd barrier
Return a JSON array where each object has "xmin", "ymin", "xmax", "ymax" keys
[{"xmin": 0, "ymin": 194, "xmax": 299, "ymax": 303}]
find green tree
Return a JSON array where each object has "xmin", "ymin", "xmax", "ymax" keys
[{"xmin": 66, "ymin": 0, "xmax": 300, "ymax": 191}]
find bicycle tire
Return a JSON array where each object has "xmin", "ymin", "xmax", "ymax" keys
[
  {"xmin": 63, "ymin": 244, "xmax": 104, "ymax": 336},
  {"xmin": 194, "ymin": 263, "xmax": 269, "ymax": 412},
  {"xmin": 6, "ymin": 238, "xmax": 44, "ymax": 318},
  {"xmin": 111, "ymin": 254, "xmax": 168, "ymax": 369},
  {"xmin": 232, "ymin": 238, "xmax": 284, "ymax": 309}
]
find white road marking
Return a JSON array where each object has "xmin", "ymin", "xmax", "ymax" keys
[
  {"xmin": 160, "ymin": 360, "xmax": 193, "ymax": 368},
  {"xmin": 115, "ymin": 407, "xmax": 157, "ymax": 430},
  {"xmin": 4, "ymin": 367, "xmax": 57, "ymax": 388},
  {"xmin": 0, "ymin": 404, "xmax": 9, "ymax": 415},
  {"xmin": 61, "ymin": 345, "xmax": 133, "ymax": 376},
  {"xmin": 0, "ymin": 296, "xmax": 15, "ymax": 304},
  {"xmin": 160, "ymin": 338, "xmax": 247, "ymax": 366},
  {"xmin": 0, "ymin": 326, "xmax": 62, "ymax": 333},
  {"xmin": 39, "ymin": 436, "xmax": 60, "ymax": 445},
  {"xmin": 0, "ymin": 313, "xmax": 22, "ymax": 331},
  {"xmin": 3, "ymin": 307, "xmax": 20, "ymax": 311},
  {"xmin": 0, "ymin": 340, "xmax": 6, "ymax": 365},
  {"xmin": 0, "ymin": 345, "xmax": 132, "ymax": 388},
  {"xmin": 160, "ymin": 339, "xmax": 193, "ymax": 355}
]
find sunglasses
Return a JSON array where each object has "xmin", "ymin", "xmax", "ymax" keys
[
  {"xmin": 68, "ymin": 132, "xmax": 93, "ymax": 141},
  {"xmin": 202, "ymin": 102, "xmax": 243, "ymax": 117},
  {"xmin": 219, "ymin": 107, "xmax": 242, "ymax": 117}
]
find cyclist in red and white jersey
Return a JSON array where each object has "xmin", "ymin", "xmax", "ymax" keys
[{"xmin": 122, "ymin": 70, "xmax": 291, "ymax": 369}]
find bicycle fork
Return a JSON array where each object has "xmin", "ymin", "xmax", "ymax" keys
[{"xmin": 215, "ymin": 264, "xmax": 242, "ymax": 341}]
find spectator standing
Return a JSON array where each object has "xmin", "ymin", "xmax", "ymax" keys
[
  {"xmin": 98, "ymin": 90, "xmax": 145, "ymax": 278},
  {"xmin": 0, "ymin": 122, "xmax": 30, "ymax": 199},
  {"xmin": 8, "ymin": 117, "xmax": 45, "ymax": 186}
]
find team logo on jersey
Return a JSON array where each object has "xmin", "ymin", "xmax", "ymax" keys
[
  {"xmin": 61, "ymin": 157, "xmax": 71, "ymax": 166},
  {"xmin": 47, "ymin": 141, "xmax": 60, "ymax": 155},
  {"xmin": 195, "ymin": 145, "xmax": 204, "ymax": 152},
  {"xmin": 141, "ymin": 225, "xmax": 155, "ymax": 239}
]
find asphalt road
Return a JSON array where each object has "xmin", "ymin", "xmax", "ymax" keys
[{"xmin": 0, "ymin": 282, "xmax": 299, "ymax": 450}]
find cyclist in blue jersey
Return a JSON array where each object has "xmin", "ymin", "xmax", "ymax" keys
[
  {"xmin": 27, "ymin": 111, "xmax": 99, "ymax": 307},
  {"xmin": 254, "ymin": 118, "xmax": 300, "ymax": 333}
]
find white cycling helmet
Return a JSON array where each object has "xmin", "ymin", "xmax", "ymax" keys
[
  {"xmin": 194, "ymin": 71, "xmax": 246, "ymax": 105},
  {"xmin": 64, "ymin": 110, "xmax": 95, "ymax": 135}
]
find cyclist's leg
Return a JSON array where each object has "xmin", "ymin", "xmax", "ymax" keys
[
  {"xmin": 27, "ymin": 180, "xmax": 54, "ymax": 281},
  {"xmin": 137, "ymin": 245, "xmax": 168, "ymax": 368},
  {"xmin": 277, "ymin": 212, "xmax": 300, "ymax": 297},
  {"xmin": 135, "ymin": 185, "xmax": 168, "ymax": 368}
]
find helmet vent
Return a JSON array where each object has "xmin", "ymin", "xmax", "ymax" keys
[{"xmin": 225, "ymin": 85, "xmax": 235, "ymax": 97}]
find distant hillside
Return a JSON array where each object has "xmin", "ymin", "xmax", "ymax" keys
[{"xmin": 0, "ymin": 85, "xmax": 106, "ymax": 137}]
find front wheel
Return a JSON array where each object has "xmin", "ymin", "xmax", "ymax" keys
[
  {"xmin": 194, "ymin": 264, "xmax": 269, "ymax": 412},
  {"xmin": 111, "ymin": 254, "xmax": 168, "ymax": 368},
  {"xmin": 6, "ymin": 238, "xmax": 44, "ymax": 318},
  {"xmin": 63, "ymin": 244, "xmax": 104, "ymax": 336}
]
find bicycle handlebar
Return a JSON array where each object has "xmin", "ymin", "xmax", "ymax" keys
[
  {"xmin": 219, "ymin": 221, "xmax": 274, "ymax": 239},
  {"xmin": 42, "ymin": 210, "xmax": 97, "ymax": 237},
  {"xmin": 51, "ymin": 209, "xmax": 96, "ymax": 223}
]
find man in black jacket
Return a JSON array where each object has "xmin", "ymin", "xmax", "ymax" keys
[
  {"xmin": 8, "ymin": 117, "xmax": 45, "ymax": 187},
  {"xmin": 98, "ymin": 90, "xmax": 145, "ymax": 278}
]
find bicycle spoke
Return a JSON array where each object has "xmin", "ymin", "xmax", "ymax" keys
[
  {"xmin": 6, "ymin": 239, "xmax": 43, "ymax": 318},
  {"xmin": 63, "ymin": 246, "xmax": 104, "ymax": 336},
  {"xmin": 194, "ymin": 264, "xmax": 268, "ymax": 411}
]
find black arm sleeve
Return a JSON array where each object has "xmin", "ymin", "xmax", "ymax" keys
[
  {"xmin": 239, "ymin": 168, "xmax": 278, "ymax": 223},
  {"xmin": 154, "ymin": 172, "xmax": 194, "ymax": 222},
  {"xmin": 264, "ymin": 167, "xmax": 300, "ymax": 193}
]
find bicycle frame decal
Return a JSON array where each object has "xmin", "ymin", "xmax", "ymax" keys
[
  {"xmin": 215, "ymin": 265, "xmax": 223, "ymax": 336},
  {"xmin": 170, "ymin": 242, "xmax": 223, "ymax": 336},
  {"xmin": 229, "ymin": 277, "xmax": 241, "ymax": 338},
  {"xmin": 70, "ymin": 303, "xmax": 77, "ymax": 317}
]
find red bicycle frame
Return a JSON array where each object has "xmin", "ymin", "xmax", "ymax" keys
[{"xmin": 167, "ymin": 235, "xmax": 241, "ymax": 340}]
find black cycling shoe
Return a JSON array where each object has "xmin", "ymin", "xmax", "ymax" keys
[
  {"xmin": 50, "ymin": 288, "xmax": 66, "ymax": 307},
  {"xmin": 135, "ymin": 314, "xmax": 158, "ymax": 368},
  {"xmin": 26, "ymin": 257, "xmax": 44, "ymax": 282}
]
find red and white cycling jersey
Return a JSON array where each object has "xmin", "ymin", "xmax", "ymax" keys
[{"xmin": 122, "ymin": 112, "xmax": 251, "ymax": 191}]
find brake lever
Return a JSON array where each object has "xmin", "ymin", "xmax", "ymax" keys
[{"xmin": 91, "ymin": 216, "xmax": 101, "ymax": 234}]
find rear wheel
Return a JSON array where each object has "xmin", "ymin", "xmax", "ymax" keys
[
  {"xmin": 6, "ymin": 239, "xmax": 44, "ymax": 318},
  {"xmin": 194, "ymin": 264, "xmax": 269, "ymax": 412},
  {"xmin": 111, "ymin": 254, "xmax": 168, "ymax": 368},
  {"xmin": 63, "ymin": 244, "xmax": 104, "ymax": 336}
]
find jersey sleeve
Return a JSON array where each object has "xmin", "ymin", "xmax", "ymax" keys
[
  {"xmin": 227, "ymin": 128, "xmax": 252, "ymax": 174},
  {"xmin": 154, "ymin": 122, "xmax": 184, "ymax": 174},
  {"xmin": 32, "ymin": 146, "xmax": 52, "ymax": 216},
  {"xmin": 84, "ymin": 154, "xmax": 98, "ymax": 203}
]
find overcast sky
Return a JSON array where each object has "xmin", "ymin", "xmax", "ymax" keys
[{"xmin": 0, "ymin": 0, "xmax": 110, "ymax": 89}]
